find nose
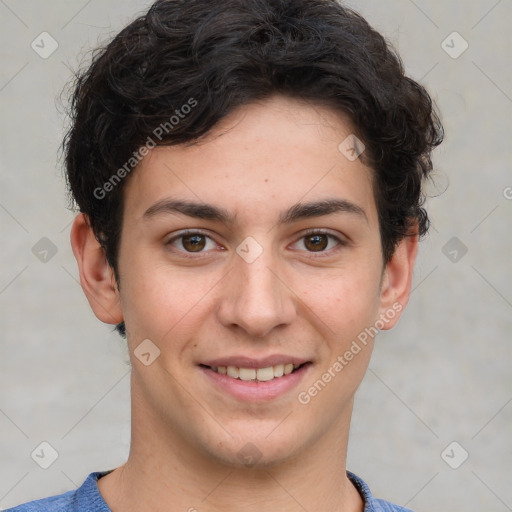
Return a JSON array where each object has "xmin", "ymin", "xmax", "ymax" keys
[{"xmin": 216, "ymin": 243, "xmax": 297, "ymax": 338}]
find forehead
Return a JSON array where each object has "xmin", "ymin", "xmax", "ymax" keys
[{"xmin": 123, "ymin": 95, "xmax": 377, "ymax": 227}]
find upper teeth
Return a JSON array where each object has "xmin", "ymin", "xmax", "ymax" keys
[{"xmin": 212, "ymin": 364, "xmax": 299, "ymax": 381}]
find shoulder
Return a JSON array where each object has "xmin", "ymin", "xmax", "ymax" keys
[
  {"xmin": 3, "ymin": 490, "xmax": 75, "ymax": 511},
  {"xmin": 371, "ymin": 499, "xmax": 415, "ymax": 512},
  {"xmin": 3, "ymin": 472, "xmax": 112, "ymax": 512},
  {"xmin": 347, "ymin": 471, "xmax": 415, "ymax": 512}
]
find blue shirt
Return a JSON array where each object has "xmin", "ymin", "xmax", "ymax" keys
[{"xmin": 5, "ymin": 470, "xmax": 414, "ymax": 511}]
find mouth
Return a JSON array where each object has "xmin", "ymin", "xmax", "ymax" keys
[
  {"xmin": 198, "ymin": 359, "xmax": 312, "ymax": 401},
  {"xmin": 200, "ymin": 362, "xmax": 309, "ymax": 382}
]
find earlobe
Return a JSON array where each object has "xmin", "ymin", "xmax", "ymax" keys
[
  {"xmin": 378, "ymin": 231, "xmax": 419, "ymax": 330},
  {"xmin": 70, "ymin": 213, "xmax": 124, "ymax": 326}
]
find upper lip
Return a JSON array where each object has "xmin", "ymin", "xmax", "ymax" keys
[{"xmin": 201, "ymin": 355, "xmax": 310, "ymax": 369}]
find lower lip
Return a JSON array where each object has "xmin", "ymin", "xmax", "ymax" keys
[{"xmin": 200, "ymin": 364, "xmax": 311, "ymax": 402}]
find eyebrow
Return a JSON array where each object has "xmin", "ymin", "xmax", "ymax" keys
[{"xmin": 143, "ymin": 197, "xmax": 367, "ymax": 225}]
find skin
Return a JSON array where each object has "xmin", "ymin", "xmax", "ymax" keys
[{"xmin": 71, "ymin": 95, "xmax": 418, "ymax": 512}]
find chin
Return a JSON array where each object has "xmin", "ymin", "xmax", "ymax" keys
[{"xmin": 200, "ymin": 428, "xmax": 307, "ymax": 470}]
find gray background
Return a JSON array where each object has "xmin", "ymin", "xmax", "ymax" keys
[{"xmin": 0, "ymin": 1, "xmax": 511, "ymax": 510}]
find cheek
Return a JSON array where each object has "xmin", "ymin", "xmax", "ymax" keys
[
  {"xmin": 118, "ymin": 253, "xmax": 219, "ymax": 344},
  {"xmin": 295, "ymin": 263, "xmax": 383, "ymax": 336}
]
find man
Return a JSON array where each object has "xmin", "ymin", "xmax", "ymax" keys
[{"xmin": 7, "ymin": 0, "xmax": 443, "ymax": 510}]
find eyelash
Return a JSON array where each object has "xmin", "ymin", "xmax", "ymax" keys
[{"xmin": 165, "ymin": 229, "xmax": 346, "ymax": 258}]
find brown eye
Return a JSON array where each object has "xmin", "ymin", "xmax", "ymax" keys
[
  {"xmin": 290, "ymin": 230, "xmax": 344, "ymax": 254},
  {"xmin": 304, "ymin": 234, "xmax": 329, "ymax": 252},
  {"xmin": 181, "ymin": 234, "xmax": 207, "ymax": 252},
  {"xmin": 167, "ymin": 231, "xmax": 219, "ymax": 256}
]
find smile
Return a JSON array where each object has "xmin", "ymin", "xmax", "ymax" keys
[
  {"xmin": 199, "ymin": 359, "xmax": 312, "ymax": 401},
  {"xmin": 207, "ymin": 363, "xmax": 305, "ymax": 382}
]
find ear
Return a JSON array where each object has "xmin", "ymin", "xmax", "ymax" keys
[
  {"xmin": 378, "ymin": 230, "xmax": 419, "ymax": 330},
  {"xmin": 70, "ymin": 213, "xmax": 124, "ymax": 326}
]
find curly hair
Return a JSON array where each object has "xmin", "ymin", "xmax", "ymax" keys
[{"xmin": 64, "ymin": 0, "xmax": 443, "ymax": 281}]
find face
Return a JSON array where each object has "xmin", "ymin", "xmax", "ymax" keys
[{"xmin": 76, "ymin": 95, "xmax": 414, "ymax": 467}]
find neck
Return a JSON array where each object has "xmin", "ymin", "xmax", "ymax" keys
[{"xmin": 98, "ymin": 378, "xmax": 364, "ymax": 512}]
